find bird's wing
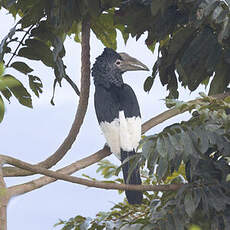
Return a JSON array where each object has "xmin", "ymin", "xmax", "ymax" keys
[
  {"xmin": 94, "ymin": 84, "xmax": 141, "ymax": 159},
  {"xmin": 119, "ymin": 84, "xmax": 141, "ymax": 153},
  {"xmin": 119, "ymin": 84, "xmax": 141, "ymax": 118}
]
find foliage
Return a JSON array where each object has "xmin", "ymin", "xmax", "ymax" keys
[
  {"xmin": 0, "ymin": 0, "xmax": 230, "ymax": 121},
  {"xmin": 114, "ymin": 0, "xmax": 230, "ymax": 98},
  {"xmin": 55, "ymin": 95, "xmax": 230, "ymax": 230},
  {"xmin": 0, "ymin": 0, "xmax": 129, "ymax": 121},
  {"xmin": 140, "ymin": 96, "xmax": 230, "ymax": 229},
  {"xmin": 0, "ymin": 61, "xmax": 32, "ymax": 122},
  {"xmin": 1, "ymin": 1, "xmax": 230, "ymax": 229}
]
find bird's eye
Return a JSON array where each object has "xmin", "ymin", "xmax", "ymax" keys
[{"xmin": 115, "ymin": 60, "xmax": 121, "ymax": 66}]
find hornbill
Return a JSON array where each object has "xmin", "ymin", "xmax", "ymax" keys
[{"xmin": 92, "ymin": 48, "xmax": 149, "ymax": 204}]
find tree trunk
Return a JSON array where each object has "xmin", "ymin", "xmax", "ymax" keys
[
  {"xmin": 0, "ymin": 163, "xmax": 8, "ymax": 230},
  {"xmin": 0, "ymin": 197, "xmax": 7, "ymax": 230}
]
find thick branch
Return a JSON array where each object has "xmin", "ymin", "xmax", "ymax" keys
[
  {"xmin": 1, "ymin": 154, "xmax": 182, "ymax": 198},
  {"xmin": 3, "ymin": 18, "xmax": 91, "ymax": 178},
  {"xmin": 8, "ymin": 146, "xmax": 110, "ymax": 197}
]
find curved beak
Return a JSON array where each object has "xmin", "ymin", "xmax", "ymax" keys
[{"xmin": 119, "ymin": 52, "xmax": 149, "ymax": 72}]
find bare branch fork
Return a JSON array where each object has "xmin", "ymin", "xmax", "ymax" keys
[{"xmin": 3, "ymin": 18, "xmax": 91, "ymax": 178}]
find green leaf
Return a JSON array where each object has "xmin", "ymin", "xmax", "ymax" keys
[
  {"xmin": 11, "ymin": 61, "xmax": 33, "ymax": 74},
  {"xmin": 30, "ymin": 21, "xmax": 56, "ymax": 42},
  {"xmin": 18, "ymin": 39, "xmax": 54, "ymax": 67},
  {"xmin": 144, "ymin": 76, "xmax": 154, "ymax": 92},
  {"xmin": 224, "ymin": 96, "xmax": 230, "ymax": 103},
  {"xmin": 91, "ymin": 13, "xmax": 117, "ymax": 50},
  {"xmin": 172, "ymin": 212, "xmax": 185, "ymax": 230},
  {"xmin": 0, "ymin": 95, "xmax": 5, "ymax": 123},
  {"xmin": 1, "ymin": 88, "xmax": 12, "ymax": 102},
  {"xmin": 208, "ymin": 187, "xmax": 226, "ymax": 212},
  {"xmin": 142, "ymin": 137, "xmax": 155, "ymax": 159},
  {"xmin": 1, "ymin": 74, "xmax": 32, "ymax": 108},
  {"xmin": 165, "ymin": 214, "xmax": 176, "ymax": 230},
  {"xmin": 28, "ymin": 75, "xmax": 43, "ymax": 97},
  {"xmin": 189, "ymin": 225, "xmax": 201, "ymax": 230},
  {"xmin": 24, "ymin": 39, "xmax": 54, "ymax": 67},
  {"xmin": 0, "ymin": 62, "xmax": 4, "ymax": 76},
  {"xmin": 156, "ymin": 136, "xmax": 167, "ymax": 158},
  {"xmin": 151, "ymin": 0, "xmax": 166, "ymax": 16},
  {"xmin": 116, "ymin": 24, "xmax": 129, "ymax": 44},
  {"xmin": 179, "ymin": 27, "xmax": 220, "ymax": 91},
  {"xmin": 168, "ymin": 132, "xmax": 183, "ymax": 152},
  {"xmin": 68, "ymin": 21, "xmax": 82, "ymax": 43},
  {"xmin": 85, "ymin": 0, "xmax": 101, "ymax": 18},
  {"xmin": 208, "ymin": 58, "xmax": 230, "ymax": 95},
  {"xmin": 193, "ymin": 189, "xmax": 202, "ymax": 211},
  {"xmin": 19, "ymin": 0, "xmax": 45, "ymax": 28},
  {"xmin": 18, "ymin": 47, "xmax": 41, "ymax": 61},
  {"xmin": 184, "ymin": 192, "xmax": 196, "ymax": 217},
  {"xmin": 156, "ymin": 157, "xmax": 168, "ymax": 180}
]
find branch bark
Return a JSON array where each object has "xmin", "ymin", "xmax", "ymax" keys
[
  {"xmin": 3, "ymin": 18, "xmax": 91, "ymax": 178},
  {"xmin": 0, "ymin": 154, "xmax": 182, "ymax": 198},
  {"xmin": 7, "ymin": 146, "xmax": 110, "ymax": 197}
]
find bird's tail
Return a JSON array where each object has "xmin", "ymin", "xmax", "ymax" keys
[{"xmin": 121, "ymin": 150, "xmax": 143, "ymax": 205}]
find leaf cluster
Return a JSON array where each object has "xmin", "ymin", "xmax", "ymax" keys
[
  {"xmin": 1, "ymin": 0, "xmax": 230, "ymax": 122},
  {"xmin": 115, "ymin": 0, "xmax": 230, "ymax": 98},
  {"xmin": 140, "ymin": 97, "xmax": 230, "ymax": 229},
  {"xmin": 56, "ymin": 96, "xmax": 230, "ymax": 230},
  {"xmin": 0, "ymin": 62, "xmax": 34, "ymax": 122},
  {"xmin": 0, "ymin": 0, "xmax": 129, "ymax": 122}
]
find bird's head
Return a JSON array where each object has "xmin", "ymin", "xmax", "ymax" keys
[{"xmin": 92, "ymin": 48, "xmax": 149, "ymax": 88}]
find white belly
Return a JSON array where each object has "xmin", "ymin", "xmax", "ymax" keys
[{"xmin": 100, "ymin": 111, "xmax": 141, "ymax": 159}]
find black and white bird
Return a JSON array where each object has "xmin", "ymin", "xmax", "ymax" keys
[{"xmin": 92, "ymin": 48, "xmax": 149, "ymax": 204}]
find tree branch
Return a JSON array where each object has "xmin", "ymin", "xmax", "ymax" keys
[
  {"xmin": 3, "ymin": 18, "xmax": 91, "ymax": 178},
  {"xmin": 7, "ymin": 146, "xmax": 110, "ymax": 197},
  {"xmin": 142, "ymin": 92, "xmax": 230, "ymax": 134},
  {"xmin": 6, "ymin": 91, "xmax": 230, "ymax": 197},
  {"xmin": 3, "ymin": 91, "xmax": 230, "ymax": 178},
  {"xmin": 0, "ymin": 154, "xmax": 182, "ymax": 198}
]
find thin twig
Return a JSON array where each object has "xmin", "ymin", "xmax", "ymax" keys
[{"xmin": 6, "ymin": 24, "xmax": 34, "ymax": 67}]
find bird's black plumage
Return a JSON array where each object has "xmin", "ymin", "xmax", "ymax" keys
[
  {"xmin": 94, "ymin": 84, "xmax": 140, "ymax": 123},
  {"xmin": 92, "ymin": 48, "xmax": 148, "ymax": 204}
]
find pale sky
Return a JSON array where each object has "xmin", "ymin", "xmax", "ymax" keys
[{"xmin": 0, "ymin": 9, "xmax": 207, "ymax": 230}]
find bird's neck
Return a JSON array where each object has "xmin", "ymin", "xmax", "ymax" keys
[{"xmin": 94, "ymin": 72, "xmax": 124, "ymax": 89}]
